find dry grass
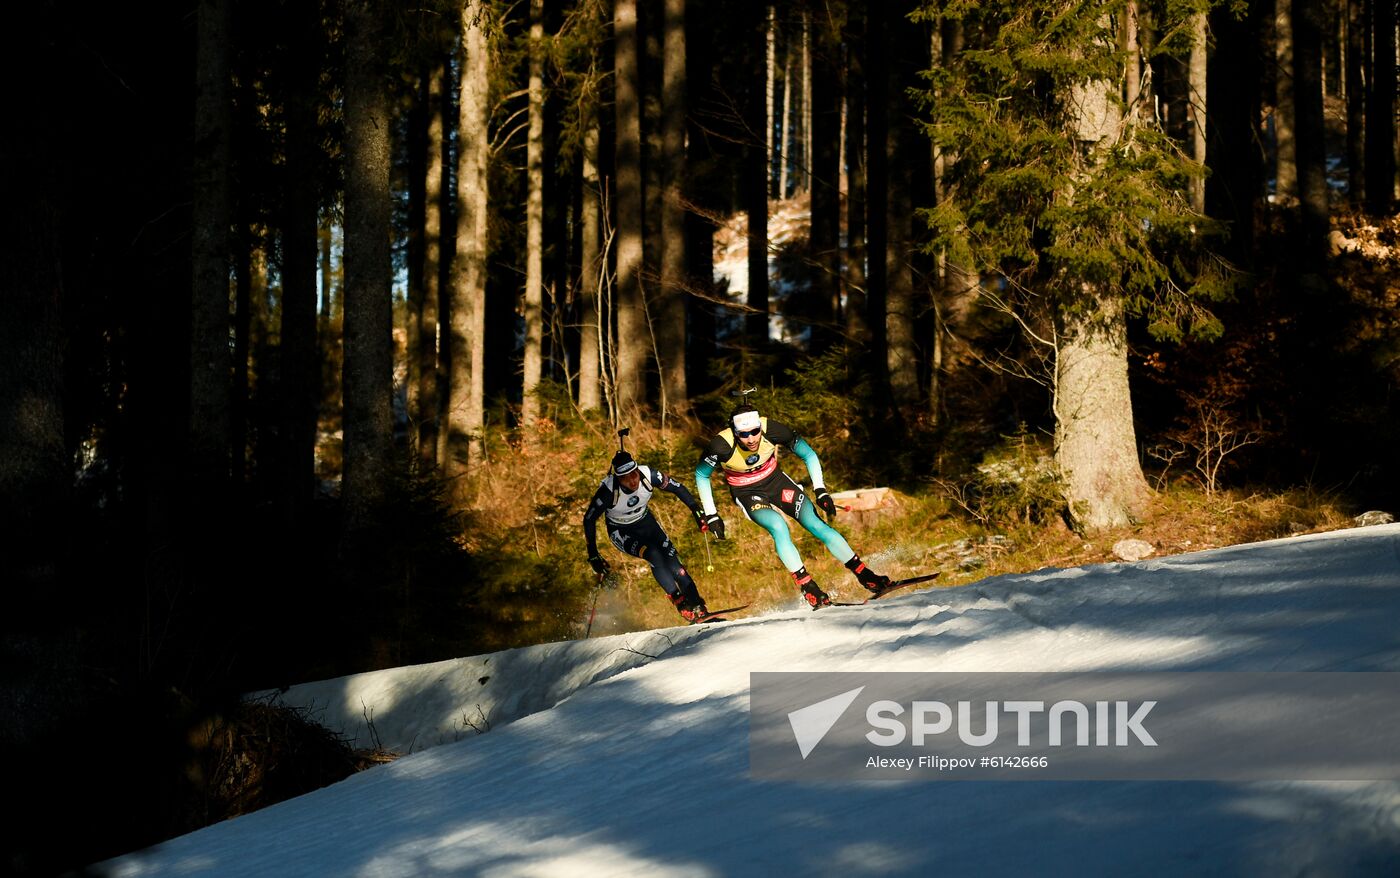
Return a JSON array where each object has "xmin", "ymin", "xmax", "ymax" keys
[
  {"xmin": 451, "ymin": 418, "xmax": 1370, "ymax": 636},
  {"xmin": 581, "ymin": 483, "xmax": 1366, "ymax": 633}
]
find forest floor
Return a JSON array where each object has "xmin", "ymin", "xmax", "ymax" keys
[{"xmin": 587, "ymin": 483, "xmax": 1366, "ymax": 634}]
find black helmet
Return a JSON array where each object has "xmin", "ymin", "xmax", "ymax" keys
[{"xmin": 611, "ymin": 450, "xmax": 638, "ymax": 475}]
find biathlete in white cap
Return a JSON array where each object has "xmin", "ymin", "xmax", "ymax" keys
[{"xmin": 694, "ymin": 401, "xmax": 892, "ymax": 608}]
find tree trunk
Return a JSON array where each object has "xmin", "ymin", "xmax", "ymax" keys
[
  {"xmin": 233, "ymin": 227, "xmax": 253, "ymax": 483},
  {"xmin": 767, "ymin": 6, "xmax": 776, "ymax": 198},
  {"xmin": 1275, "ymin": 0, "xmax": 1297, "ymax": 199},
  {"xmin": 746, "ymin": 8, "xmax": 771, "ymax": 351},
  {"xmin": 1125, "ymin": 0, "xmax": 1142, "ymax": 114},
  {"xmin": 1293, "ymin": 0, "xmax": 1329, "ymax": 278},
  {"xmin": 885, "ymin": 8, "xmax": 920, "ymax": 408},
  {"xmin": 658, "ymin": 0, "xmax": 688, "ymax": 414},
  {"xmin": 445, "ymin": 1, "xmax": 491, "ymax": 481},
  {"xmin": 1189, "ymin": 11, "xmax": 1209, "ymax": 213},
  {"xmin": 1345, "ymin": 0, "xmax": 1364, "ymax": 203},
  {"xmin": 685, "ymin": 12, "xmax": 718, "ymax": 395},
  {"xmin": 191, "ymin": 0, "xmax": 233, "ymax": 490},
  {"xmin": 1365, "ymin": 0, "xmax": 1396, "ymax": 212},
  {"xmin": 801, "ymin": 10, "xmax": 811, "ymax": 194},
  {"xmin": 280, "ymin": 1, "xmax": 321, "ymax": 522},
  {"xmin": 614, "ymin": 0, "xmax": 646, "ymax": 411},
  {"xmin": 865, "ymin": 1, "xmax": 891, "ymax": 402},
  {"xmin": 779, "ymin": 50, "xmax": 793, "ymax": 198},
  {"xmin": 1057, "ymin": 18, "xmax": 1152, "ymax": 532},
  {"xmin": 810, "ymin": 7, "xmax": 841, "ymax": 347},
  {"xmin": 320, "ymin": 222, "xmax": 335, "ymax": 326},
  {"xmin": 1206, "ymin": 1, "xmax": 1265, "ymax": 266},
  {"xmin": 407, "ymin": 76, "xmax": 427, "ymax": 442},
  {"xmin": 342, "ymin": 0, "xmax": 396, "ymax": 532},
  {"xmin": 1055, "ymin": 295, "xmax": 1151, "ymax": 531},
  {"xmin": 1, "ymin": 105, "xmax": 74, "ymax": 759},
  {"xmin": 522, "ymin": 0, "xmax": 546, "ymax": 426},
  {"xmin": 844, "ymin": 0, "xmax": 869, "ymax": 342},
  {"xmin": 578, "ymin": 106, "xmax": 603, "ymax": 411},
  {"xmin": 418, "ymin": 62, "xmax": 446, "ymax": 465}
]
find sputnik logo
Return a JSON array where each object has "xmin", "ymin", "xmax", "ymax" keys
[{"xmin": 787, "ymin": 686, "xmax": 864, "ymax": 759}]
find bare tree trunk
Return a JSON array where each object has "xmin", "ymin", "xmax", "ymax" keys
[
  {"xmin": 1206, "ymin": 0, "xmax": 1266, "ymax": 265},
  {"xmin": 1275, "ymin": 0, "xmax": 1298, "ymax": 199},
  {"xmin": 767, "ymin": 5, "xmax": 776, "ymax": 198},
  {"xmin": 1346, "ymin": 0, "xmax": 1365, "ymax": 202},
  {"xmin": 779, "ymin": 49, "xmax": 793, "ymax": 199},
  {"xmin": 885, "ymin": 9, "xmax": 919, "ymax": 407},
  {"xmin": 1, "ymin": 110, "xmax": 72, "ymax": 756},
  {"xmin": 445, "ymin": 1, "xmax": 491, "ymax": 481},
  {"xmin": 191, "ymin": 0, "xmax": 232, "ymax": 490},
  {"xmin": 320, "ymin": 223, "xmax": 335, "ymax": 326},
  {"xmin": 614, "ymin": 0, "xmax": 646, "ymax": 412},
  {"xmin": 418, "ymin": 62, "xmax": 446, "ymax": 465},
  {"xmin": 1055, "ymin": 295, "xmax": 1151, "ymax": 531},
  {"xmin": 844, "ymin": 0, "xmax": 868, "ymax": 342},
  {"xmin": 865, "ymin": 1, "xmax": 891, "ymax": 404},
  {"xmin": 522, "ymin": 0, "xmax": 545, "ymax": 426},
  {"xmin": 1125, "ymin": 0, "xmax": 1142, "ymax": 114},
  {"xmin": 747, "ymin": 8, "xmax": 771, "ymax": 351},
  {"xmin": 1189, "ymin": 11, "xmax": 1209, "ymax": 213},
  {"xmin": 577, "ymin": 105, "xmax": 603, "ymax": 411},
  {"xmin": 280, "ymin": 0, "xmax": 321, "ymax": 521},
  {"xmin": 643, "ymin": 0, "xmax": 664, "ymax": 386},
  {"xmin": 233, "ymin": 227, "xmax": 254, "ymax": 483},
  {"xmin": 342, "ymin": 0, "xmax": 395, "ymax": 532},
  {"xmin": 1366, "ymin": 0, "xmax": 1396, "ymax": 212},
  {"xmin": 658, "ymin": 0, "xmax": 688, "ymax": 413},
  {"xmin": 407, "ymin": 78, "xmax": 427, "ymax": 440},
  {"xmin": 801, "ymin": 10, "xmax": 811, "ymax": 194},
  {"xmin": 1294, "ymin": 0, "xmax": 1330, "ymax": 277},
  {"xmin": 810, "ymin": 8, "xmax": 841, "ymax": 346}
]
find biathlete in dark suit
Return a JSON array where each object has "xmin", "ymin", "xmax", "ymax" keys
[{"xmin": 583, "ymin": 450, "xmax": 713, "ymax": 622}]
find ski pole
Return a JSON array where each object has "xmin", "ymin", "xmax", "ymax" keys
[
  {"xmin": 585, "ymin": 574, "xmax": 603, "ymax": 638},
  {"xmin": 702, "ymin": 529, "xmax": 715, "ymax": 573}
]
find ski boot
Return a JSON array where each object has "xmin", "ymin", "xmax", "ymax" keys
[
  {"xmin": 671, "ymin": 593, "xmax": 709, "ymax": 623},
  {"xmin": 794, "ymin": 570, "xmax": 831, "ymax": 609},
  {"xmin": 846, "ymin": 555, "xmax": 892, "ymax": 595}
]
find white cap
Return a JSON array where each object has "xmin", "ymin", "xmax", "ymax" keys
[{"xmin": 732, "ymin": 410, "xmax": 761, "ymax": 433}]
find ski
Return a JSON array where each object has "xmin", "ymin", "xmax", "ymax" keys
[
  {"xmin": 691, "ymin": 603, "xmax": 750, "ymax": 624},
  {"xmin": 831, "ymin": 572, "xmax": 941, "ymax": 606}
]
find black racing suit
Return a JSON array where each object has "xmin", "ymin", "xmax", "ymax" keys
[{"xmin": 583, "ymin": 466, "xmax": 705, "ymax": 606}]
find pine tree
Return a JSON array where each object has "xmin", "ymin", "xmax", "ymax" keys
[
  {"xmin": 341, "ymin": 0, "xmax": 396, "ymax": 532},
  {"xmin": 917, "ymin": 0, "xmax": 1234, "ymax": 531}
]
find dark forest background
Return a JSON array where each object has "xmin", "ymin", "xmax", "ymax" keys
[{"xmin": 5, "ymin": 0, "xmax": 1400, "ymax": 873}]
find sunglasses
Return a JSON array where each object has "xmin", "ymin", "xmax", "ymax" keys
[{"xmin": 736, "ymin": 428, "xmax": 761, "ymax": 438}]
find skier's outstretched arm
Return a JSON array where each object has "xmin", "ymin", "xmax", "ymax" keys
[
  {"xmin": 693, "ymin": 450, "xmax": 726, "ymax": 538},
  {"xmin": 582, "ymin": 486, "xmax": 610, "ymax": 573},
  {"xmin": 655, "ymin": 470, "xmax": 703, "ymax": 515},
  {"xmin": 789, "ymin": 437, "xmax": 826, "ymax": 493},
  {"xmin": 694, "ymin": 459, "xmax": 718, "ymax": 515},
  {"xmin": 790, "ymin": 436, "xmax": 837, "ymax": 517}
]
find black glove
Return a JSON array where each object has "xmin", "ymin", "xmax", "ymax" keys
[
  {"xmin": 588, "ymin": 554, "xmax": 610, "ymax": 576},
  {"xmin": 701, "ymin": 513, "xmax": 726, "ymax": 540},
  {"xmin": 814, "ymin": 487, "xmax": 837, "ymax": 519}
]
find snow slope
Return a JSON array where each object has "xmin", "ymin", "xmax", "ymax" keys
[{"xmin": 103, "ymin": 524, "xmax": 1400, "ymax": 876}]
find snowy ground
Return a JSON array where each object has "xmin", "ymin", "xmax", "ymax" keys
[{"xmin": 102, "ymin": 524, "xmax": 1400, "ymax": 876}]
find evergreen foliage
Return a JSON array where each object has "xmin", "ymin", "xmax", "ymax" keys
[{"xmin": 915, "ymin": 0, "xmax": 1237, "ymax": 340}]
